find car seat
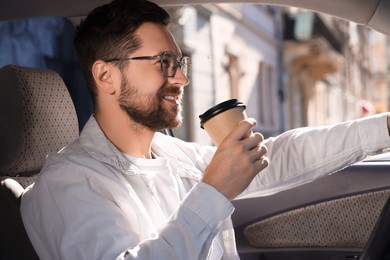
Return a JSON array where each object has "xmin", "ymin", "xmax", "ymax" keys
[{"xmin": 0, "ymin": 64, "xmax": 79, "ymax": 259}]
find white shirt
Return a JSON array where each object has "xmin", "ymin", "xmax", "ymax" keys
[
  {"xmin": 21, "ymin": 113, "xmax": 390, "ymax": 260},
  {"xmin": 122, "ymin": 154, "xmax": 181, "ymax": 220}
]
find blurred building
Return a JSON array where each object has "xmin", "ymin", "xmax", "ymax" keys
[
  {"xmin": 0, "ymin": 5, "xmax": 387, "ymax": 145},
  {"xmin": 167, "ymin": 4, "xmax": 284, "ymax": 144},
  {"xmin": 283, "ymin": 9, "xmax": 389, "ymax": 128},
  {"xmin": 167, "ymin": 4, "xmax": 389, "ymax": 144}
]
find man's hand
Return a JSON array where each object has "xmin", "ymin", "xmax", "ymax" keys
[{"xmin": 202, "ymin": 118, "xmax": 269, "ymax": 200}]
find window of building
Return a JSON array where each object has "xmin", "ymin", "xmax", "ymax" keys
[
  {"xmin": 257, "ymin": 61, "xmax": 276, "ymax": 130},
  {"xmin": 228, "ymin": 55, "xmax": 240, "ymax": 99}
]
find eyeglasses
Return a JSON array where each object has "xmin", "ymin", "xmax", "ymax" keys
[{"xmin": 104, "ymin": 51, "xmax": 191, "ymax": 78}]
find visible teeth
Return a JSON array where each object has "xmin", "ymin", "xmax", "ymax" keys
[{"xmin": 164, "ymin": 96, "xmax": 175, "ymax": 100}]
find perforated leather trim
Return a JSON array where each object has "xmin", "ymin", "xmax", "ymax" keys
[{"xmin": 244, "ymin": 189, "xmax": 390, "ymax": 248}]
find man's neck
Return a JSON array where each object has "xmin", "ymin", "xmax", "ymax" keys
[{"xmin": 95, "ymin": 110, "xmax": 155, "ymax": 159}]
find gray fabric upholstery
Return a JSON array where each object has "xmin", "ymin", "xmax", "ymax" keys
[
  {"xmin": 0, "ymin": 64, "xmax": 79, "ymax": 186},
  {"xmin": 244, "ymin": 189, "xmax": 390, "ymax": 248},
  {"xmin": 0, "ymin": 64, "xmax": 79, "ymax": 259}
]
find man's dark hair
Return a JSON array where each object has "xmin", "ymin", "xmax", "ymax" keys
[{"xmin": 74, "ymin": 0, "xmax": 170, "ymax": 107}]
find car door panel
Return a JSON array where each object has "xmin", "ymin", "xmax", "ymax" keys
[{"xmin": 232, "ymin": 162, "xmax": 390, "ymax": 259}]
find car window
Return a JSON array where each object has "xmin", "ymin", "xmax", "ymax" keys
[
  {"xmin": 0, "ymin": 4, "xmax": 387, "ymax": 146},
  {"xmin": 0, "ymin": 16, "xmax": 92, "ymax": 130}
]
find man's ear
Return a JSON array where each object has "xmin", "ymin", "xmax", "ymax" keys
[{"xmin": 92, "ymin": 60, "xmax": 118, "ymax": 95}]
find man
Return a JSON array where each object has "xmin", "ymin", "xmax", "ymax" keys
[{"xmin": 21, "ymin": 0, "xmax": 390, "ymax": 259}]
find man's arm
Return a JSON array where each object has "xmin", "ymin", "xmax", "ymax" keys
[
  {"xmin": 22, "ymin": 167, "xmax": 233, "ymax": 260},
  {"xmin": 239, "ymin": 113, "xmax": 390, "ymax": 198},
  {"xmin": 118, "ymin": 183, "xmax": 233, "ymax": 259}
]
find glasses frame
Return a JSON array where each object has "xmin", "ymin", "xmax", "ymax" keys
[{"xmin": 104, "ymin": 51, "xmax": 191, "ymax": 78}]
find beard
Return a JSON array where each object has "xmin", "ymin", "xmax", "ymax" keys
[{"xmin": 117, "ymin": 75, "xmax": 183, "ymax": 132}]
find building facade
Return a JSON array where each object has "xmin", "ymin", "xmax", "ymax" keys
[
  {"xmin": 167, "ymin": 4, "xmax": 284, "ymax": 144},
  {"xmin": 166, "ymin": 4, "xmax": 389, "ymax": 144},
  {"xmin": 283, "ymin": 9, "xmax": 389, "ymax": 128}
]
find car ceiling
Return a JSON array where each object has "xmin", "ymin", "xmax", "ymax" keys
[{"xmin": 2, "ymin": 0, "xmax": 390, "ymax": 37}]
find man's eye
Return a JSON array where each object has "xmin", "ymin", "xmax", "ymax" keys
[{"xmin": 161, "ymin": 59, "xmax": 170, "ymax": 65}]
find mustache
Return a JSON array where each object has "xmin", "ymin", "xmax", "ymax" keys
[{"xmin": 159, "ymin": 85, "xmax": 183, "ymax": 97}]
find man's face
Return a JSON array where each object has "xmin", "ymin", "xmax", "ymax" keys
[{"xmin": 117, "ymin": 22, "xmax": 189, "ymax": 132}]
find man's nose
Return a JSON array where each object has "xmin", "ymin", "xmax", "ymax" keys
[{"xmin": 168, "ymin": 68, "xmax": 190, "ymax": 87}]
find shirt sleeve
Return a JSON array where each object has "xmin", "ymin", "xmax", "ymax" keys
[
  {"xmin": 22, "ymin": 164, "xmax": 233, "ymax": 260},
  {"xmin": 118, "ymin": 182, "xmax": 234, "ymax": 260},
  {"xmin": 238, "ymin": 113, "xmax": 390, "ymax": 198}
]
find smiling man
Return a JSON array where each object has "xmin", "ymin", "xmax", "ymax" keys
[
  {"xmin": 20, "ymin": 0, "xmax": 390, "ymax": 259},
  {"xmin": 92, "ymin": 21, "xmax": 190, "ymax": 157}
]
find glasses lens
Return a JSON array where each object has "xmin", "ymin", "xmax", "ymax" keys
[
  {"xmin": 161, "ymin": 52, "xmax": 176, "ymax": 77},
  {"xmin": 179, "ymin": 57, "xmax": 191, "ymax": 78},
  {"xmin": 160, "ymin": 52, "xmax": 191, "ymax": 78}
]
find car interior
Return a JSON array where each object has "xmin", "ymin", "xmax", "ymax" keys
[
  {"xmin": 1, "ymin": 0, "xmax": 390, "ymax": 259},
  {"xmin": 0, "ymin": 64, "xmax": 79, "ymax": 259}
]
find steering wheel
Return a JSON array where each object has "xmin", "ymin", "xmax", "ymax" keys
[{"xmin": 359, "ymin": 194, "xmax": 390, "ymax": 260}]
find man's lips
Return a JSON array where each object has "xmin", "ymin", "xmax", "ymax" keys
[
  {"xmin": 161, "ymin": 86, "xmax": 183, "ymax": 105},
  {"xmin": 163, "ymin": 95, "xmax": 181, "ymax": 105}
]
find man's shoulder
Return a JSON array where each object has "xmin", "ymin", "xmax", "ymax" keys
[{"xmin": 36, "ymin": 138, "xmax": 119, "ymax": 187}]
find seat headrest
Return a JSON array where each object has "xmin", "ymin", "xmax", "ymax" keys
[{"xmin": 0, "ymin": 65, "xmax": 79, "ymax": 177}]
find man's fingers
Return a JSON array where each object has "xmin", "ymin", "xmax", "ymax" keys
[
  {"xmin": 256, "ymin": 155, "xmax": 269, "ymax": 169},
  {"xmin": 249, "ymin": 144, "xmax": 268, "ymax": 162},
  {"xmin": 244, "ymin": 132, "xmax": 264, "ymax": 150},
  {"xmin": 226, "ymin": 118, "xmax": 256, "ymax": 141}
]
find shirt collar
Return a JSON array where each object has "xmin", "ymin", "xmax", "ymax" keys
[
  {"xmin": 78, "ymin": 115, "xmax": 204, "ymax": 181},
  {"xmin": 79, "ymin": 115, "xmax": 132, "ymax": 172}
]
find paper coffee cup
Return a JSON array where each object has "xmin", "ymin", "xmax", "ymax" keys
[{"xmin": 199, "ymin": 99, "xmax": 247, "ymax": 146}]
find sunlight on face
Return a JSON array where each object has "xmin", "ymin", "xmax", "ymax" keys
[
  {"xmin": 118, "ymin": 73, "xmax": 183, "ymax": 131},
  {"xmin": 115, "ymin": 23, "xmax": 187, "ymax": 132}
]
